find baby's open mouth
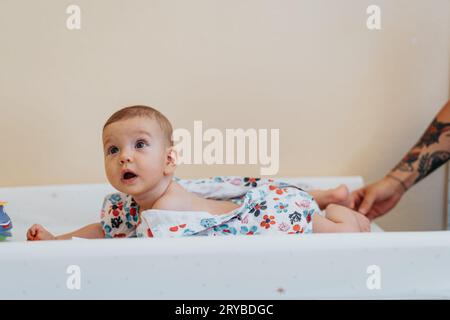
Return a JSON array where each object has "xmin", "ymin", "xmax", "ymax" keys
[{"xmin": 122, "ymin": 171, "xmax": 138, "ymax": 180}]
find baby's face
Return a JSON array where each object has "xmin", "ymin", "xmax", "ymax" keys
[{"xmin": 102, "ymin": 116, "xmax": 171, "ymax": 196}]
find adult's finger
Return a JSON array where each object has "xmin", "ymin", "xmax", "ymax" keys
[
  {"xmin": 359, "ymin": 191, "xmax": 376, "ymax": 215},
  {"xmin": 349, "ymin": 189, "xmax": 364, "ymax": 210}
]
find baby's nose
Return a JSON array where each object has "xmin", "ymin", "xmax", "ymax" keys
[{"xmin": 119, "ymin": 155, "xmax": 132, "ymax": 164}]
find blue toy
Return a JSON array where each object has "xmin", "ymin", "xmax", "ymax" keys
[{"xmin": 0, "ymin": 202, "xmax": 12, "ymax": 240}]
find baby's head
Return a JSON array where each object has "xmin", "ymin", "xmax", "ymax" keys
[{"xmin": 102, "ymin": 105, "xmax": 176, "ymax": 196}]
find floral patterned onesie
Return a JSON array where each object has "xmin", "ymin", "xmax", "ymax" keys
[{"xmin": 100, "ymin": 176, "xmax": 324, "ymax": 238}]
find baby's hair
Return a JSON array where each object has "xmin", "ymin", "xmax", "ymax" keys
[{"xmin": 103, "ymin": 105, "xmax": 173, "ymax": 146}]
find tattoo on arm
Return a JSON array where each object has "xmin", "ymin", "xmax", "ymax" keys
[
  {"xmin": 393, "ymin": 118, "xmax": 450, "ymax": 184},
  {"xmin": 415, "ymin": 151, "xmax": 450, "ymax": 184},
  {"xmin": 413, "ymin": 119, "xmax": 450, "ymax": 148},
  {"xmin": 393, "ymin": 150, "xmax": 420, "ymax": 172}
]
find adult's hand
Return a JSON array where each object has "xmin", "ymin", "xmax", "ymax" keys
[
  {"xmin": 351, "ymin": 100, "xmax": 450, "ymax": 220},
  {"xmin": 350, "ymin": 176, "xmax": 406, "ymax": 220}
]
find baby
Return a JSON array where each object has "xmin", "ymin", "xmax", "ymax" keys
[{"xmin": 27, "ymin": 105, "xmax": 370, "ymax": 240}]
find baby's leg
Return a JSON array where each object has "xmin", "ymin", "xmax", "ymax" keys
[
  {"xmin": 309, "ymin": 185, "xmax": 351, "ymax": 210},
  {"xmin": 313, "ymin": 204, "xmax": 371, "ymax": 233}
]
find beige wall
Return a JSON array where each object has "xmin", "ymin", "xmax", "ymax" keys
[{"xmin": 0, "ymin": 0, "xmax": 449, "ymax": 231}]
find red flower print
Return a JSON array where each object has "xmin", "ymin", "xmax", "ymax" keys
[
  {"xmin": 130, "ymin": 207, "xmax": 137, "ymax": 216},
  {"xmin": 110, "ymin": 201, "xmax": 124, "ymax": 217},
  {"xmin": 269, "ymin": 185, "xmax": 285, "ymax": 195},
  {"xmin": 260, "ymin": 215, "xmax": 276, "ymax": 229},
  {"xmin": 249, "ymin": 201, "xmax": 267, "ymax": 217},
  {"xmin": 113, "ymin": 233, "xmax": 127, "ymax": 238},
  {"xmin": 169, "ymin": 224, "xmax": 187, "ymax": 232},
  {"xmin": 244, "ymin": 177, "xmax": 261, "ymax": 187},
  {"xmin": 288, "ymin": 224, "xmax": 304, "ymax": 234}
]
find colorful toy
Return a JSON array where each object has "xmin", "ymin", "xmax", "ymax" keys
[{"xmin": 0, "ymin": 202, "xmax": 12, "ymax": 241}]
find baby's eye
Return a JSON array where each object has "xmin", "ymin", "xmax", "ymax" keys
[
  {"xmin": 135, "ymin": 140, "xmax": 148, "ymax": 149},
  {"xmin": 108, "ymin": 146, "xmax": 119, "ymax": 155}
]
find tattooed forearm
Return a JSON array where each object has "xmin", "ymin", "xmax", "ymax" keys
[
  {"xmin": 414, "ymin": 151, "xmax": 450, "ymax": 184},
  {"xmin": 392, "ymin": 116, "xmax": 450, "ymax": 187},
  {"xmin": 393, "ymin": 150, "xmax": 420, "ymax": 172},
  {"xmin": 413, "ymin": 119, "xmax": 450, "ymax": 149}
]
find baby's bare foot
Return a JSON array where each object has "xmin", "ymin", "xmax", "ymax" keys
[
  {"xmin": 353, "ymin": 212, "xmax": 371, "ymax": 232},
  {"xmin": 330, "ymin": 184, "xmax": 351, "ymax": 207}
]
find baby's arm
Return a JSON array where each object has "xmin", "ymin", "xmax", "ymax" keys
[{"xmin": 27, "ymin": 223, "xmax": 103, "ymax": 241}]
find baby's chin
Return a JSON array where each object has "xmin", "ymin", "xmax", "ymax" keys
[
  {"xmin": 115, "ymin": 180, "xmax": 156, "ymax": 197},
  {"xmin": 109, "ymin": 179, "xmax": 137, "ymax": 194},
  {"xmin": 107, "ymin": 174, "xmax": 136, "ymax": 190},
  {"xmin": 116, "ymin": 182, "xmax": 138, "ymax": 192},
  {"xmin": 110, "ymin": 175, "xmax": 167, "ymax": 196}
]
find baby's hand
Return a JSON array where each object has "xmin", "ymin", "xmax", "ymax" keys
[
  {"xmin": 27, "ymin": 224, "xmax": 56, "ymax": 241},
  {"xmin": 353, "ymin": 212, "xmax": 371, "ymax": 232}
]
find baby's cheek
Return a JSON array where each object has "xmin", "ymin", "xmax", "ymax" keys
[
  {"xmin": 141, "ymin": 157, "xmax": 163, "ymax": 172},
  {"xmin": 105, "ymin": 165, "xmax": 117, "ymax": 181}
]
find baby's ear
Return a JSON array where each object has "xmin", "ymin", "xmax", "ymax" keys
[{"xmin": 164, "ymin": 146, "xmax": 178, "ymax": 175}]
